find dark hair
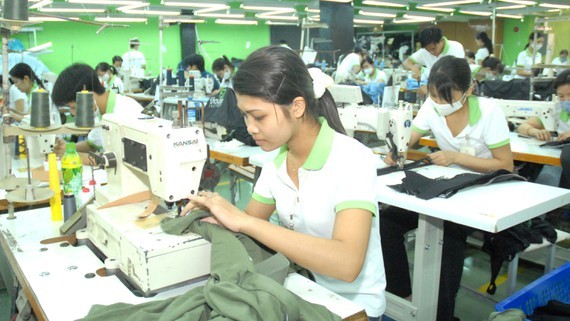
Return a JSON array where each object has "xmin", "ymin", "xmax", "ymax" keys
[
  {"xmin": 427, "ymin": 56, "xmax": 472, "ymax": 104},
  {"xmin": 51, "ymin": 63, "xmax": 105, "ymax": 106},
  {"xmin": 419, "ymin": 26, "xmax": 443, "ymax": 48},
  {"xmin": 524, "ymin": 31, "xmax": 544, "ymax": 49},
  {"xmin": 361, "ymin": 56, "xmax": 374, "ymax": 68},
  {"xmin": 561, "ymin": 49, "xmax": 569, "ymax": 56},
  {"xmin": 183, "ymin": 54, "xmax": 205, "ymax": 72},
  {"xmin": 354, "ymin": 46, "xmax": 363, "ymax": 54},
  {"xmin": 482, "ymin": 57, "xmax": 504, "ymax": 74},
  {"xmin": 554, "ymin": 70, "xmax": 570, "ymax": 90},
  {"xmin": 465, "ymin": 50, "xmax": 475, "ymax": 59},
  {"xmin": 129, "ymin": 38, "xmax": 140, "ymax": 49},
  {"xmin": 233, "ymin": 46, "xmax": 346, "ymax": 135},
  {"xmin": 212, "ymin": 55, "xmax": 233, "ymax": 72},
  {"xmin": 476, "ymin": 32, "xmax": 493, "ymax": 55},
  {"xmin": 279, "ymin": 39, "xmax": 287, "ymax": 45},
  {"xmin": 112, "ymin": 55, "xmax": 123, "ymax": 64},
  {"xmin": 9, "ymin": 63, "xmax": 45, "ymax": 90},
  {"xmin": 96, "ymin": 62, "xmax": 117, "ymax": 75}
]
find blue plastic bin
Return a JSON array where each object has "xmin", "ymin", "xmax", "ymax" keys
[{"xmin": 496, "ymin": 261, "xmax": 570, "ymax": 320}]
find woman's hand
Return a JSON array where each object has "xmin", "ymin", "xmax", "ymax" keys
[
  {"xmin": 383, "ymin": 153, "xmax": 396, "ymax": 166},
  {"xmin": 529, "ymin": 128, "xmax": 551, "ymax": 141},
  {"xmin": 558, "ymin": 130, "xmax": 570, "ymax": 141},
  {"xmin": 428, "ymin": 150, "xmax": 457, "ymax": 167},
  {"xmin": 180, "ymin": 191, "xmax": 249, "ymax": 233}
]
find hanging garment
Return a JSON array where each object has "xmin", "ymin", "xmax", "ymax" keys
[
  {"xmin": 78, "ymin": 210, "xmax": 339, "ymax": 321},
  {"xmin": 388, "ymin": 169, "xmax": 526, "ymax": 200}
]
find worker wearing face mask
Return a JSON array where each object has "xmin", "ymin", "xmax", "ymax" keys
[
  {"xmin": 355, "ymin": 56, "xmax": 386, "ymax": 85},
  {"xmin": 212, "ymin": 55, "xmax": 235, "ymax": 89},
  {"xmin": 96, "ymin": 62, "xmax": 124, "ymax": 94},
  {"xmin": 515, "ymin": 32, "xmax": 544, "ymax": 78}
]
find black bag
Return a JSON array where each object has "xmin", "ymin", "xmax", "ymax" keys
[{"xmin": 203, "ymin": 88, "xmax": 256, "ymax": 146}]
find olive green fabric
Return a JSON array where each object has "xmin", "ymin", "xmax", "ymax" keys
[{"xmin": 77, "ymin": 210, "xmax": 340, "ymax": 321}]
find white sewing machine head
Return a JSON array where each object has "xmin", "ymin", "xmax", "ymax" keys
[
  {"xmin": 494, "ymin": 96, "xmax": 560, "ymax": 132},
  {"xmin": 95, "ymin": 113, "xmax": 207, "ymax": 205}
]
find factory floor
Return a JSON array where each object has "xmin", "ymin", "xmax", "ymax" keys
[{"xmin": 0, "ymin": 167, "xmax": 568, "ymax": 321}]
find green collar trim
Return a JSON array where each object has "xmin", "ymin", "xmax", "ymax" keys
[
  {"xmin": 106, "ymin": 91, "xmax": 117, "ymax": 114},
  {"xmin": 440, "ymin": 37, "xmax": 450, "ymax": 56},
  {"xmin": 468, "ymin": 96, "xmax": 481, "ymax": 126},
  {"xmin": 109, "ymin": 75, "xmax": 116, "ymax": 87},
  {"xmin": 526, "ymin": 48, "xmax": 533, "ymax": 56},
  {"xmin": 561, "ymin": 110, "xmax": 569, "ymax": 123},
  {"xmin": 273, "ymin": 117, "xmax": 334, "ymax": 170}
]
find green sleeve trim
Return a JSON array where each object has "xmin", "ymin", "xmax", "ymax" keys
[
  {"xmin": 488, "ymin": 138, "xmax": 510, "ymax": 149},
  {"xmin": 252, "ymin": 192, "xmax": 275, "ymax": 205},
  {"xmin": 336, "ymin": 201, "xmax": 377, "ymax": 217},
  {"xmin": 412, "ymin": 124, "xmax": 428, "ymax": 134},
  {"xmin": 409, "ymin": 57, "xmax": 418, "ymax": 65},
  {"xmin": 87, "ymin": 139, "xmax": 103, "ymax": 151}
]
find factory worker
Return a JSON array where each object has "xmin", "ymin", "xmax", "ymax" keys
[
  {"xmin": 51, "ymin": 63, "xmax": 143, "ymax": 164},
  {"xmin": 515, "ymin": 32, "xmax": 544, "ymax": 78},
  {"xmin": 382, "ymin": 56, "xmax": 513, "ymax": 321},
  {"xmin": 543, "ymin": 49, "xmax": 569, "ymax": 76},
  {"xmin": 518, "ymin": 70, "xmax": 570, "ymax": 187},
  {"xmin": 355, "ymin": 56, "xmax": 386, "ymax": 85},
  {"xmin": 334, "ymin": 46, "xmax": 366, "ymax": 83},
  {"xmin": 475, "ymin": 32, "xmax": 493, "ymax": 65},
  {"xmin": 182, "ymin": 46, "xmax": 387, "ymax": 321},
  {"xmin": 121, "ymin": 38, "xmax": 146, "ymax": 76},
  {"xmin": 403, "ymin": 26, "xmax": 464, "ymax": 96},
  {"xmin": 96, "ymin": 62, "xmax": 124, "ymax": 94},
  {"xmin": 112, "ymin": 55, "xmax": 123, "ymax": 79},
  {"xmin": 7, "ymin": 80, "xmax": 28, "ymax": 123},
  {"xmin": 211, "ymin": 55, "xmax": 235, "ymax": 89}
]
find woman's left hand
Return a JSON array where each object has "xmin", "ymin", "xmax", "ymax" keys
[
  {"xmin": 428, "ymin": 150, "xmax": 457, "ymax": 167},
  {"xmin": 181, "ymin": 191, "xmax": 249, "ymax": 233},
  {"xmin": 558, "ymin": 131, "xmax": 570, "ymax": 141}
]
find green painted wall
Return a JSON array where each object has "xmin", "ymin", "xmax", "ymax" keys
[
  {"xmin": 550, "ymin": 20, "xmax": 570, "ymax": 59},
  {"xmin": 11, "ymin": 19, "xmax": 270, "ymax": 76},
  {"xmin": 502, "ymin": 18, "xmax": 534, "ymax": 66},
  {"xmin": 12, "ymin": 17, "xmax": 181, "ymax": 75}
]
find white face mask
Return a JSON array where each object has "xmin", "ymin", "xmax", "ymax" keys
[
  {"xmin": 99, "ymin": 74, "xmax": 110, "ymax": 83},
  {"xmin": 532, "ymin": 43, "xmax": 543, "ymax": 51},
  {"xmin": 429, "ymin": 91, "xmax": 468, "ymax": 116},
  {"xmin": 223, "ymin": 71, "xmax": 230, "ymax": 81},
  {"xmin": 364, "ymin": 67, "xmax": 373, "ymax": 75}
]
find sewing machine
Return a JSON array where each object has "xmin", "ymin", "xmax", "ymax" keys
[
  {"xmin": 329, "ymin": 85, "xmax": 413, "ymax": 169},
  {"xmin": 85, "ymin": 113, "xmax": 211, "ymax": 295},
  {"xmin": 494, "ymin": 96, "xmax": 560, "ymax": 132}
]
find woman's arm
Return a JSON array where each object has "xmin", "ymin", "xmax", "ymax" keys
[
  {"xmin": 517, "ymin": 117, "xmax": 551, "ymax": 141},
  {"xmin": 429, "ymin": 144, "xmax": 513, "ymax": 173}
]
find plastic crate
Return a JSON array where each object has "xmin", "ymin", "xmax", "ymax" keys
[{"xmin": 496, "ymin": 261, "xmax": 570, "ymax": 319}]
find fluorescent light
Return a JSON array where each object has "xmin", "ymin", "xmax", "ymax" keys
[
  {"xmin": 359, "ymin": 10, "xmax": 396, "ymax": 18},
  {"xmin": 117, "ymin": 3, "xmax": 149, "ymax": 10},
  {"xmin": 416, "ymin": 6, "xmax": 455, "ymax": 12},
  {"xmin": 69, "ymin": 0, "xmax": 144, "ymax": 4},
  {"xmin": 197, "ymin": 12, "xmax": 244, "ymax": 18},
  {"xmin": 321, "ymin": 0, "xmax": 352, "ymax": 2},
  {"xmin": 403, "ymin": 14, "xmax": 436, "ymax": 20},
  {"xmin": 29, "ymin": 0, "xmax": 52, "ymax": 9},
  {"xmin": 193, "ymin": 6, "xmax": 230, "ymax": 14},
  {"xmin": 308, "ymin": 15, "xmax": 320, "ymax": 21},
  {"xmin": 241, "ymin": 5, "xmax": 294, "ymax": 12},
  {"xmin": 393, "ymin": 19, "xmax": 423, "ymax": 24},
  {"xmin": 306, "ymin": 8, "xmax": 320, "ymax": 13},
  {"xmin": 362, "ymin": 1, "xmax": 406, "ymax": 8},
  {"xmin": 215, "ymin": 19, "xmax": 257, "ymax": 25},
  {"xmin": 540, "ymin": 3, "xmax": 570, "ymax": 9},
  {"xmin": 498, "ymin": 0, "xmax": 536, "ymax": 5},
  {"xmin": 95, "ymin": 16, "xmax": 147, "ymax": 22},
  {"xmin": 353, "ymin": 18, "xmax": 384, "ymax": 24},
  {"xmin": 123, "ymin": 9, "xmax": 181, "ymax": 15},
  {"xmin": 163, "ymin": 17, "xmax": 205, "ymax": 23},
  {"xmin": 28, "ymin": 16, "xmax": 79, "ymax": 22},
  {"xmin": 265, "ymin": 21, "xmax": 298, "ymax": 25},
  {"xmin": 424, "ymin": 0, "xmax": 480, "ymax": 7},
  {"xmin": 257, "ymin": 9, "xmax": 296, "ymax": 15},
  {"xmin": 496, "ymin": 4, "xmax": 526, "ymax": 9},
  {"xmin": 163, "ymin": 2, "xmax": 227, "ymax": 8},
  {"xmin": 547, "ymin": 8, "xmax": 562, "ymax": 12},
  {"xmin": 256, "ymin": 14, "xmax": 298, "ymax": 21},
  {"xmin": 460, "ymin": 10, "xmax": 492, "ymax": 16},
  {"xmin": 27, "ymin": 42, "xmax": 52, "ymax": 52},
  {"xmin": 40, "ymin": 7, "xmax": 106, "ymax": 13},
  {"xmin": 497, "ymin": 13, "xmax": 524, "ymax": 18}
]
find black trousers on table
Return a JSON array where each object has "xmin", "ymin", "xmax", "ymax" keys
[{"xmin": 380, "ymin": 205, "xmax": 473, "ymax": 321}]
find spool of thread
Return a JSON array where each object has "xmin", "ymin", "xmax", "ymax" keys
[
  {"xmin": 63, "ymin": 194, "xmax": 77, "ymax": 221},
  {"xmin": 3, "ymin": 0, "xmax": 28, "ymax": 21},
  {"xmin": 30, "ymin": 90, "xmax": 51, "ymax": 128},
  {"xmin": 177, "ymin": 69, "xmax": 185, "ymax": 86},
  {"xmin": 48, "ymin": 153, "xmax": 63, "ymax": 221},
  {"xmin": 75, "ymin": 91, "xmax": 95, "ymax": 128},
  {"xmin": 166, "ymin": 68, "xmax": 175, "ymax": 85}
]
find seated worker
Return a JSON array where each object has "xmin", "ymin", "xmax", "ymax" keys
[
  {"xmin": 51, "ymin": 63, "xmax": 143, "ymax": 164},
  {"xmin": 96, "ymin": 62, "xmax": 124, "ymax": 94},
  {"xmin": 382, "ymin": 56, "xmax": 513, "ymax": 321},
  {"xmin": 181, "ymin": 46, "xmax": 387, "ymax": 320},
  {"xmin": 403, "ymin": 26, "xmax": 465, "ymax": 97},
  {"xmin": 334, "ymin": 46, "xmax": 366, "ymax": 83},
  {"xmin": 8, "ymin": 80, "xmax": 28, "ymax": 123},
  {"xmin": 112, "ymin": 55, "xmax": 123, "ymax": 79},
  {"xmin": 181, "ymin": 53, "xmax": 220, "ymax": 94},
  {"xmin": 211, "ymin": 55, "xmax": 235, "ymax": 89},
  {"xmin": 355, "ymin": 56, "xmax": 386, "ymax": 85},
  {"xmin": 543, "ymin": 49, "xmax": 569, "ymax": 76},
  {"xmin": 515, "ymin": 32, "xmax": 544, "ymax": 78},
  {"xmin": 517, "ymin": 70, "xmax": 570, "ymax": 187}
]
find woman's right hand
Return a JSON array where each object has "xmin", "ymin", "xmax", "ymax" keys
[
  {"xmin": 529, "ymin": 128, "xmax": 551, "ymax": 141},
  {"xmin": 383, "ymin": 153, "xmax": 396, "ymax": 166},
  {"xmin": 53, "ymin": 138, "xmax": 66, "ymax": 158}
]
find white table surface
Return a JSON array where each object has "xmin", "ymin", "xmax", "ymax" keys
[
  {"xmin": 0, "ymin": 209, "xmax": 363, "ymax": 321},
  {"xmin": 509, "ymin": 132, "xmax": 561, "ymax": 159},
  {"xmin": 206, "ymin": 138, "xmax": 264, "ymax": 161}
]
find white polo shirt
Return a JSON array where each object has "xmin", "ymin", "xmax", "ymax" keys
[
  {"xmin": 122, "ymin": 49, "xmax": 146, "ymax": 71},
  {"xmin": 88, "ymin": 91, "xmax": 143, "ymax": 150},
  {"xmin": 475, "ymin": 47, "xmax": 490, "ymax": 64},
  {"xmin": 356, "ymin": 68, "xmax": 387, "ymax": 84},
  {"xmin": 412, "ymin": 96, "xmax": 510, "ymax": 161},
  {"xmin": 516, "ymin": 49, "xmax": 541, "ymax": 78},
  {"xmin": 252, "ymin": 119, "xmax": 386, "ymax": 317},
  {"xmin": 106, "ymin": 75, "xmax": 125, "ymax": 94},
  {"xmin": 409, "ymin": 37, "xmax": 465, "ymax": 70},
  {"xmin": 553, "ymin": 110, "xmax": 570, "ymax": 135},
  {"xmin": 335, "ymin": 53, "xmax": 362, "ymax": 83},
  {"xmin": 9, "ymin": 84, "xmax": 28, "ymax": 110}
]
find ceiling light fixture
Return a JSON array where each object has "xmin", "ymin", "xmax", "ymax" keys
[
  {"xmin": 163, "ymin": 17, "xmax": 205, "ymax": 23},
  {"xmin": 393, "ymin": 18, "xmax": 423, "ymax": 24},
  {"xmin": 496, "ymin": 13, "xmax": 524, "ymax": 18},
  {"xmin": 256, "ymin": 14, "xmax": 298, "ymax": 20},
  {"xmin": 196, "ymin": 12, "xmax": 245, "ymax": 18},
  {"xmin": 163, "ymin": 2, "xmax": 227, "ymax": 8},
  {"xmin": 496, "ymin": 4, "xmax": 526, "ymax": 9},
  {"xmin": 215, "ymin": 19, "xmax": 257, "ymax": 25},
  {"xmin": 416, "ymin": 6, "xmax": 455, "ymax": 12},
  {"xmin": 29, "ymin": 0, "xmax": 52, "ymax": 9},
  {"xmin": 539, "ymin": 3, "xmax": 570, "ymax": 9},
  {"xmin": 193, "ymin": 6, "xmax": 230, "ymax": 14},
  {"xmin": 241, "ymin": 5, "xmax": 294, "ymax": 12},
  {"xmin": 354, "ymin": 18, "xmax": 384, "ymax": 24},
  {"xmin": 362, "ymin": 1, "xmax": 406, "ymax": 8},
  {"xmin": 40, "ymin": 7, "xmax": 106, "ymax": 13},
  {"xmin": 359, "ymin": 10, "xmax": 396, "ymax": 18},
  {"xmin": 424, "ymin": 0, "xmax": 480, "ymax": 7},
  {"xmin": 69, "ymin": 0, "xmax": 144, "ymax": 4},
  {"xmin": 123, "ymin": 9, "xmax": 181, "ymax": 15},
  {"xmin": 29, "ymin": 16, "xmax": 78, "ymax": 22},
  {"xmin": 498, "ymin": 0, "xmax": 536, "ymax": 5},
  {"xmin": 95, "ymin": 16, "xmax": 147, "ymax": 22},
  {"xmin": 265, "ymin": 21, "xmax": 298, "ymax": 25},
  {"xmin": 320, "ymin": 0, "xmax": 353, "ymax": 3},
  {"xmin": 306, "ymin": 8, "xmax": 320, "ymax": 13},
  {"xmin": 459, "ymin": 10, "xmax": 492, "ymax": 16}
]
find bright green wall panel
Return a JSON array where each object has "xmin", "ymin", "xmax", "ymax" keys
[
  {"xmin": 12, "ymin": 17, "xmax": 181, "ymax": 75},
  {"xmin": 550, "ymin": 20, "xmax": 570, "ymax": 59},
  {"xmin": 193, "ymin": 23, "xmax": 270, "ymax": 69},
  {"xmin": 502, "ymin": 18, "xmax": 534, "ymax": 66}
]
